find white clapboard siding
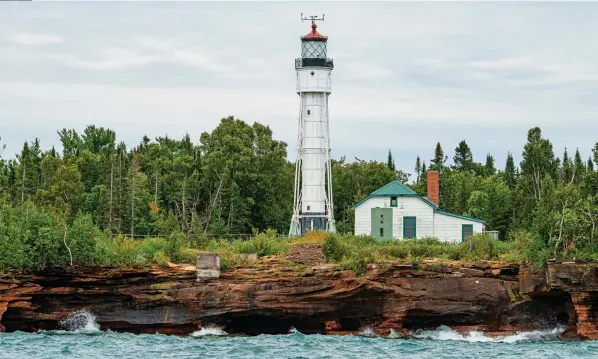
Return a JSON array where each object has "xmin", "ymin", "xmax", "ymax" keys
[
  {"xmin": 354, "ymin": 197, "xmax": 388, "ymax": 236},
  {"xmin": 432, "ymin": 212, "xmax": 485, "ymax": 243},
  {"xmin": 355, "ymin": 196, "xmax": 485, "ymax": 242},
  {"xmin": 354, "ymin": 196, "xmax": 434, "ymax": 239},
  {"xmin": 392, "ymin": 197, "xmax": 434, "ymax": 239}
]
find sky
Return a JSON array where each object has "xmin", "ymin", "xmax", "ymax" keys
[{"xmin": 1, "ymin": 2, "xmax": 598, "ymax": 179}]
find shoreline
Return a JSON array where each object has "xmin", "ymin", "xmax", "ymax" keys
[{"xmin": 1, "ymin": 258, "xmax": 597, "ymax": 340}]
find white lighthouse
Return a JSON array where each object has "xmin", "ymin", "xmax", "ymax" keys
[{"xmin": 289, "ymin": 15, "xmax": 336, "ymax": 236}]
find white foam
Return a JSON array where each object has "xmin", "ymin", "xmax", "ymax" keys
[
  {"xmin": 289, "ymin": 327, "xmax": 299, "ymax": 334},
  {"xmin": 387, "ymin": 329, "xmax": 400, "ymax": 339},
  {"xmin": 413, "ymin": 325, "xmax": 566, "ymax": 343},
  {"xmin": 191, "ymin": 326, "xmax": 227, "ymax": 337},
  {"xmin": 359, "ymin": 327, "xmax": 376, "ymax": 337},
  {"xmin": 58, "ymin": 310, "xmax": 101, "ymax": 333}
]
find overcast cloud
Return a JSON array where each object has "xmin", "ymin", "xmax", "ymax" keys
[{"xmin": 1, "ymin": 2, "xmax": 598, "ymax": 177}]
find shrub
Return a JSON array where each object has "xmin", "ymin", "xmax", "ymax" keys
[
  {"xmin": 459, "ymin": 234, "xmax": 496, "ymax": 260},
  {"xmin": 166, "ymin": 232, "xmax": 184, "ymax": 262},
  {"xmin": 152, "ymin": 251, "xmax": 170, "ymax": 266},
  {"xmin": 341, "ymin": 256, "xmax": 368, "ymax": 276},
  {"xmin": 180, "ymin": 248, "xmax": 201, "ymax": 263},
  {"xmin": 231, "ymin": 232, "xmax": 289, "ymax": 257},
  {"xmin": 323, "ymin": 234, "xmax": 346, "ymax": 262}
]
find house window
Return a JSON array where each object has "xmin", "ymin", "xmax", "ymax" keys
[
  {"xmin": 307, "ymin": 110, "xmax": 311, "ymax": 115},
  {"xmin": 462, "ymin": 224, "xmax": 474, "ymax": 242},
  {"xmin": 390, "ymin": 196, "xmax": 398, "ymax": 207},
  {"xmin": 307, "ymin": 205, "xmax": 310, "ymax": 211},
  {"xmin": 403, "ymin": 217, "xmax": 416, "ymax": 239}
]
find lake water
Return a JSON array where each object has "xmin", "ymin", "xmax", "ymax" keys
[{"xmin": 1, "ymin": 311, "xmax": 597, "ymax": 359}]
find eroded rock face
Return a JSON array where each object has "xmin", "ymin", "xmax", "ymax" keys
[{"xmin": 1, "ymin": 260, "xmax": 598, "ymax": 339}]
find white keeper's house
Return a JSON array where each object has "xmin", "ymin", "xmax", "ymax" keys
[{"xmin": 352, "ymin": 171, "xmax": 485, "ymax": 243}]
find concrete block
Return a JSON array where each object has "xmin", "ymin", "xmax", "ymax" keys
[{"xmin": 197, "ymin": 253, "xmax": 221, "ymax": 281}]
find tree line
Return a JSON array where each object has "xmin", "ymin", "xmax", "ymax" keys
[{"xmin": 1, "ymin": 117, "xmax": 598, "ymax": 261}]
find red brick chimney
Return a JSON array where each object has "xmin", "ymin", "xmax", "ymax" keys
[{"xmin": 427, "ymin": 171, "xmax": 439, "ymax": 206}]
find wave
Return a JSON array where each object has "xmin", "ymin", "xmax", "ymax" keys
[
  {"xmin": 57, "ymin": 310, "xmax": 101, "ymax": 333},
  {"xmin": 359, "ymin": 327, "xmax": 376, "ymax": 337},
  {"xmin": 412, "ymin": 325, "xmax": 566, "ymax": 343},
  {"xmin": 387, "ymin": 329, "xmax": 400, "ymax": 339},
  {"xmin": 191, "ymin": 327, "xmax": 227, "ymax": 337},
  {"xmin": 289, "ymin": 327, "xmax": 299, "ymax": 334}
]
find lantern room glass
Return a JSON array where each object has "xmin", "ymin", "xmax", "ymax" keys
[{"xmin": 301, "ymin": 41, "xmax": 327, "ymax": 59}]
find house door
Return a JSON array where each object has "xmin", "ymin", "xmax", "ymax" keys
[{"xmin": 371, "ymin": 208, "xmax": 393, "ymax": 240}]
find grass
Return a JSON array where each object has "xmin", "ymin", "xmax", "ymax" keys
[{"xmin": 0, "ymin": 218, "xmax": 581, "ymax": 275}]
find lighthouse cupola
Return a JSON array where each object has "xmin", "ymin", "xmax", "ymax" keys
[{"xmin": 301, "ymin": 23, "xmax": 328, "ymax": 60}]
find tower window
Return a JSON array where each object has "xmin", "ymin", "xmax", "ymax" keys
[
  {"xmin": 380, "ymin": 228, "xmax": 384, "ymax": 237},
  {"xmin": 380, "ymin": 215, "xmax": 384, "ymax": 224},
  {"xmin": 307, "ymin": 110, "xmax": 311, "ymax": 115},
  {"xmin": 310, "ymin": 71, "xmax": 315, "ymax": 76},
  {"xmin": 307, "ymin": 205, "xmax": 310, "ymax": 211}
]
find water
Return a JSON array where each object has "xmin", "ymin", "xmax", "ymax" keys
[{"xmin": 1, "ymin": 312, "xmax": 598, "ymax": 359}]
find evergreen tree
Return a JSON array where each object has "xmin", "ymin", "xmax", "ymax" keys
[
  {"xmin": 430, "ymin": 142, "xmax": 447, "ymax": 172},
  {"xmin": 414, "ymin": 156, "xmax": 421, "ymax": 183},
  {"xmin": 562, "ymin": 148, "xmax": 572, "ymax": 183},
  {"xmin": 453, "ymin": 140, "xmax": 473, "ymax": 171},
  {"xmin": 484, "ymin": 154, "xmax": 496, "ymax": 176},
  {"xmin": 574, "ymin": 148, "xmax": 585, "ymax": 183},
  {"xmin": 588, "ymin": 157, "xmax": 594, "ymax": 172},
  {"xmin": 386, "ymin": 150, "xmax": 396, "ymax": 171},
  {"xmin": 504, "ymin": 152, "xmax": 516, "ymax": 189}
]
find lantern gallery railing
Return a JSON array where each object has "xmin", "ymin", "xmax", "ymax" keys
[{"xmin": 295, "ymin": 58, "xmax": 334, "ymax": 69}]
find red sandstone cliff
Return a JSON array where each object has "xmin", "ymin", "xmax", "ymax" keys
[{"xmin": 1, "ymin": 258, "xmax": 597, "ymax": 339}]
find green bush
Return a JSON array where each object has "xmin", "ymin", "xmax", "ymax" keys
[
  {"xmin": 231, "ymin": 232, "xmax": 289, "ymax": 257},
  {"xmin": 341, "ymin": 256, "xmax": 368, "ymax": 276},
  {"xmin": 323, "ymin": 234, "xmax": 346, "ymax": 262},
  {"xmin": 180, "ymin": 248, "xmax": 201, "ymax": 263},
  {"xmin": 166, "ymin": 232, "xmax": 184, "ymax": 262},
  {"xmin": 153, "ymin": 251, "xmax": 170, "ymax": 266}
]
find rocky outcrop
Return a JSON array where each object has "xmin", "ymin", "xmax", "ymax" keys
[
  {"xmin": 2, "ymin": 259, "xmax": 598, "ymax": 339},
  {"xmin": 285, "ymin": 244, "xmax": 326, "ymax": 266}
]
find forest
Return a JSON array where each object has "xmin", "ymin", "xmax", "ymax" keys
[{"xmin": 1, "ymin": 116, "xmax": 598, "ymax": 269}]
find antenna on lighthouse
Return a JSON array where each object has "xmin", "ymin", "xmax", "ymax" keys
[{"xmin": 300, "ymin": 13, "xmax": 325, "ymax": 24}]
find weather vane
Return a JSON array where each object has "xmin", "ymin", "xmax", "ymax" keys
[{"xmin": 301, "ymin": 13, "xmax": 325, "ymax": 25}]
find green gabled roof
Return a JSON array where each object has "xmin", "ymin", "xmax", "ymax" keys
[
  {"xmin": 351, "ymin": 180, "xmax": 418, "ymax": 209},
  {"xmin": 434, "ymin": 209, "xmax": 485, "ymax": 223}
]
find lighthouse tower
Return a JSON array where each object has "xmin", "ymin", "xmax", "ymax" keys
[{"xmin": 289, "ymin": 15, "xmax": 336, "ymax": 236}]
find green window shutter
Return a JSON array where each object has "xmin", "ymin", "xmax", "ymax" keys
[
  {"xmin": 462, "ymin": 224, "xmax": 473, "ymax": 242},
  {"xmin": 403, "ymin": 216, "xmax": 416, "ymax": 239}
]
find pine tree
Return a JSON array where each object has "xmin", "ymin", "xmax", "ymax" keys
[
  {"xmin": 453, "ymin": 140, "xmax": 473, "ymax": 171},
  {"xmin": 430, "ymin": 143, "xmax": 447, "ymax": 172},
  {"xmin": 386, "ymin": 150, "xmax": 396, "ymax": 171},
  {"xmin": 504, "ymin": 152, "xmax": 516, "ymax": 189},
  {"xmin": 421, "ymin": 161, "xmax": 428, "ymax": 189},
  {"xmin": 484, "ymin": 154, "xmax": 496, "ymax": 176},
  {"xmin": 588, "ymin": 157, "xmax": 594, "ymax": 172},
  {"xmin": 574, "ymin": 148, "xmax": 585, "ymax": 182},
  {"xmin": 562, "ymin": 148, "xmax": 572, "ymax": 183},
  {"xmin": 414, "ymin": 156, "xmax": 421, "ymax": 183}
]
